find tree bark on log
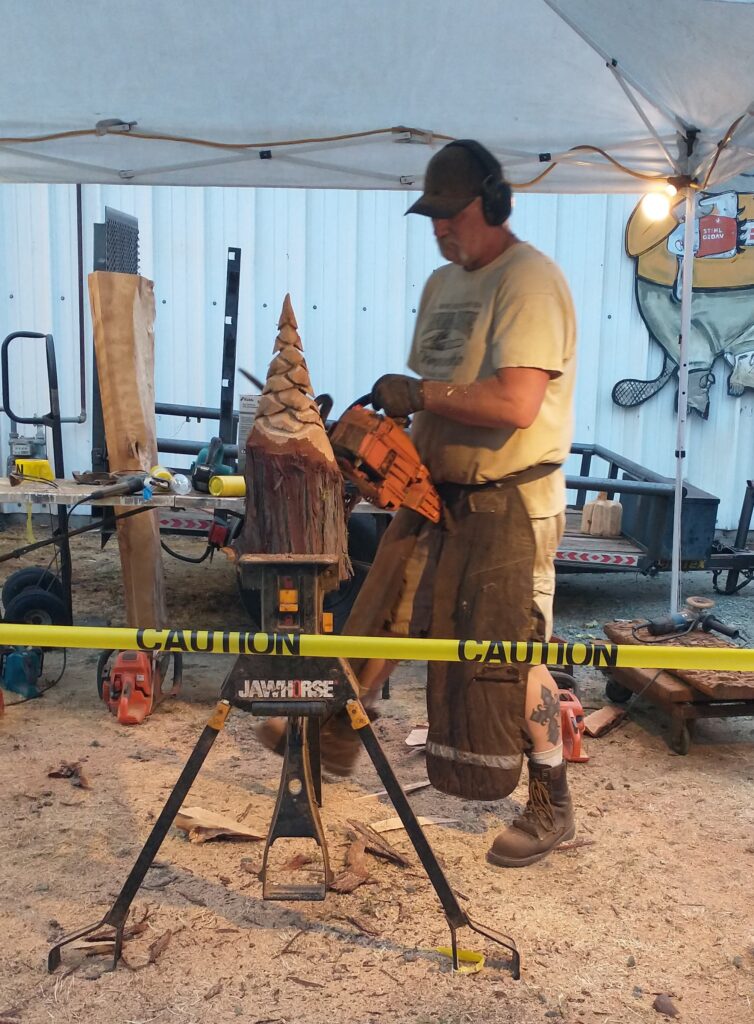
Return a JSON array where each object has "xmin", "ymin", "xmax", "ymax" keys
[{"xmin": 233, "ymin": 295, "xmax": 349, "ymax": 579}]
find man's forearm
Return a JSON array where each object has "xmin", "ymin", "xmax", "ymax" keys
[{"xmin": 423, "ymin": 367, "xmax": 549, "ymax": 430}]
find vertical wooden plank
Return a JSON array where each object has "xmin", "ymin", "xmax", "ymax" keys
[{"xmin": 88, "ymin": 271, "xmax": 167, "ymax": 628}]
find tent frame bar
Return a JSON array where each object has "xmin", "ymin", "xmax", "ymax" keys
[
  {"xmin": 542, "ymin": 0, "xmax": 691, "ymax": 135},
  {"xmin": 605, "ymin": 63, "xmax": 679, "ymax": 171}
]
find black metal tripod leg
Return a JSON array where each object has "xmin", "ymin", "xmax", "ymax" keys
[
  {"xmin": 48, "ymin": 700, "xmax": 231, "ymax": 972},
  {"xmin": 344, "ymin": 701, "xmax": 466, "ymax": 931},
  {"xmin": 345, "ymin": 699, "xmax": 520, "ymax": 978}
]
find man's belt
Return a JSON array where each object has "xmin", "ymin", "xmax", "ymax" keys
[{"xmin": 435, "ymin": 463, "xmax": 561, "ymax": 508}]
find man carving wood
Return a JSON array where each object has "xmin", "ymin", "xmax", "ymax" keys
[
  {"xmin": 352, "ymin": 141, "xmax": 577, "ymax": 867},
  {"xmin": 257, "ymin": 143, "xmax": 578, "ymax": 867}
]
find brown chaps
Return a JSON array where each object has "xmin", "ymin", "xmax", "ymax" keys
[{"xmin": 343, "ymin": 486, "xmax": 539, "ymax": 801}]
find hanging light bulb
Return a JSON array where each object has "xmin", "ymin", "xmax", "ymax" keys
[{"xmin": 641, "ymin": 191, "xmax": 672, "ymax": 221}]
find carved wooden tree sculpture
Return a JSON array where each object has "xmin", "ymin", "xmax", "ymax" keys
[{"xmin": 233, "ymin": 295, "xmax": 349, "ymax": 579}]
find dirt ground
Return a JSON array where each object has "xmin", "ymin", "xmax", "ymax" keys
[{"xmin": 1, "ymin": 522, "xmax": 753, "ymax": 1024}]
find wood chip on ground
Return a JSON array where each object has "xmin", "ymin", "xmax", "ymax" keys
[
  {"xmin": 47, "ymin": 762, "xmax": 90, "ymax": 789},
  {"xmin": 346, "ymin": 819, "xmax": 411, "ymax": 867},
  {"xmin": 331, "ymin": 836, "xmax": 372, "ymax": 893},
  {"xmin": 174, "ymin": 805, "xmax": 265, "ymax": 843},
  {"xmin": 370, "ymin": 816, "xmax": 459, "ymax": 834}
]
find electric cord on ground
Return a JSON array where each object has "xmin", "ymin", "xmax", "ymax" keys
[{"xmin": 160, "ymin": 539, "xmax": 212, "ymax": 564}]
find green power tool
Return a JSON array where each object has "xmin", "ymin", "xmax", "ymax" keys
[{"xmin": 190, "ymin": 436, "xmax": 233, "ymax": 493}]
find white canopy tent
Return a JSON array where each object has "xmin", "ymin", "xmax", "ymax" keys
[
  {"xmin": 2, "ymin": 0, "xmax": 754, "ymax": 609},
  {"xmin": 1, "ymin": 0, "xmax": 753, "ymax": 192}
]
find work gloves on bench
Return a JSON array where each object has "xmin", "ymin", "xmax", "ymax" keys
[{"xmin": 371, "ymin": 374, "xmax": 425, "ymax": 419}]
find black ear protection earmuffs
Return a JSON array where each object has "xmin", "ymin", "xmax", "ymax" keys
[{"xmin": 446, "ymin": 139, "xmax": 513, "ymax": 226}]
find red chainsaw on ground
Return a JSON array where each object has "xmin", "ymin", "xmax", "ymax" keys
[
  {"xmin": 96, "ymin": 649, "xmax": 183, "ymax": 725},
  {"xmin": 328, "ymin": 396, "xmax": 441, "ymax": 523}
]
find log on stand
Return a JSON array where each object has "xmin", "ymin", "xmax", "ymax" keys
[{"xmin": 233, "ymin": 294, "xmax": 349, "ymax": 578}]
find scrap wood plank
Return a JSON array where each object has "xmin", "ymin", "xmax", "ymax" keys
[
  {"xmin": 604, "ymin": 620, "xmax": 754, "ymax": 700},
  {"xmin": 583, "ymin": 705, "xmax": 627, "ymax": 737},
  {"xmin": 175, "ymin": 805, "xmax": 265, "ymax": 843},
  {"xmin": 370, "ymin": 815, "xmax": 459, "ymax": 834},
  {"xmin": 89, "ymin": 271, "xmax": 166, "ymax": 629}
]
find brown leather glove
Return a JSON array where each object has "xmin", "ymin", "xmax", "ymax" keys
[{"xmin": 371, "ymin": 374, "xmax": 425, "ymax": 418}]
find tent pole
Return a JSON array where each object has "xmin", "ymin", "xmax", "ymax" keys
[{"xmin": 670, "ymin": 188, "xmax": 696, "ymax": 614}]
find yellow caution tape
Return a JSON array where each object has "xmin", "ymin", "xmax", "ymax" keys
[
  {"xmin": 0, "ymin": 624, "xmax": 753, "ymax": 671},
  {"xmin": 435, "ymin": 946, "xmax": 485, "ymax": 973}
]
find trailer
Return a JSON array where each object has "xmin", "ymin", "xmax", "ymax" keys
[{"xmin": 558, "ymin": 443, "xmax": 754, "ymax": 596}]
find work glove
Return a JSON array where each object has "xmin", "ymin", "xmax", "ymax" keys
[{"xmin": 371, "ymin": 374, "xmax": 425, "ymax": 418}]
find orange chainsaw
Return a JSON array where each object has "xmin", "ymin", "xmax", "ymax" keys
[
  {"xmin": 96, "ymin": 650, "xmax": 182, "ymax": 725},
  {"xmin": 328, "ymin": 395, "xmax": 441, "ymax": 523}
]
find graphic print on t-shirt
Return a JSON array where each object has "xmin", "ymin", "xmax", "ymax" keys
[{"xmin": 415, "ymin": 302, "xmax": 481, "ymax": 377}]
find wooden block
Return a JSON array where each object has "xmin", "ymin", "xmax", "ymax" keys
[{"xmin": 583, "ymin": 705, "xmax": 627, "ymax": 737}]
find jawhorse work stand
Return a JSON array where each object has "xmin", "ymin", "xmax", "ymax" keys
[{"xmin": 48, "ymin": 555, "xmax": 519, "ymax": 977}]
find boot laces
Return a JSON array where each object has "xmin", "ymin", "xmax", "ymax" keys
[{"xmin": 519, "ymin": 777, "xmax": 555, "ymax": 833}]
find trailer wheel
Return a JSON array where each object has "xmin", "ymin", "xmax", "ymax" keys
[
  {"xmin": 605, "ymin": 678, "xmax": 632, "ymax": 704},
  {"xmin": 2, "ymin": 587, "xmax": 69, "ymax": 627},
  {"xmin": 2, "ymin": 567, "xmax": 64, "ymax": 609}
]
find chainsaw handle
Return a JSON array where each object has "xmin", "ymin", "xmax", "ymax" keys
[
  {"xmin": 343, "ymin": 394, "xmax": 410, "ymax": 428},
  {"xmin": 314, "ymin": 393, "xmax": 334, "ymax": 423},
  {"xmin": 206, "ymin": 436, "xmax": 224, "ymax": 466},
  {"xmin": 347, "ymin": 393, "xmax": 373, "ymax": 411}
]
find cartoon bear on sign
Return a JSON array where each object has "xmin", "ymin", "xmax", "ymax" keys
[{"xmin": 617, "ymin": 191, "xmax": 754, "ymax": 418}]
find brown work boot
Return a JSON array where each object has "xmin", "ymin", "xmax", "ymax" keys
[
  {"xmin": 254, "ymin": 710, "xmax": 369, "ymax": 777},
  {"xmin": 487, "ymin": 761, "xmax": 575, "ymax": 868}
]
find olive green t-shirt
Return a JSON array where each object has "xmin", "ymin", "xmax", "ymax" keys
[{"xmin": 408, "ymin": 241, "xmax": 576, "ymax": 518}]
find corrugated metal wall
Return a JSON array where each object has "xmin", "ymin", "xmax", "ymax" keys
[{"xmin": 1, "ymin": 183, "xmax": 752, "ymax": 528}]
